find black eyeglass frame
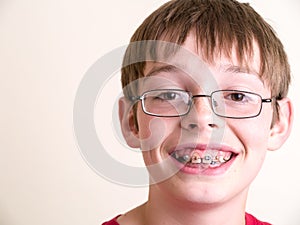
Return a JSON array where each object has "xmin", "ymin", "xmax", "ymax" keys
[{"xmin": 130, "ymin": 89, "xmax": 273, "ymax": 119}]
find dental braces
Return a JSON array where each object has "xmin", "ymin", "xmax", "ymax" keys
[{"xmin": 175, "ymin": 152, "xmax": 231, "ymax": 165}]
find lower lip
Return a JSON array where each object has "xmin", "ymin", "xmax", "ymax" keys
[{"xmin": 170, "ymin": 155, "xmax": 237, "ymax": 176}]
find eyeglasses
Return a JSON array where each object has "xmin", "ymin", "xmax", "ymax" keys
[{"xmin": 131, "ymin": 89, "xmax": 273, "ymax": 119}]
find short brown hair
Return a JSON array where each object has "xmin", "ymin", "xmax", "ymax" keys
[{"xmin": 121, "ymin": 0, "xmax": 290, "ymax": 123}]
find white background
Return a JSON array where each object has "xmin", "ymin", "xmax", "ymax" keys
[{"xmin": 0, "ymin": 0, "xmax": 299, "ymax": 225}]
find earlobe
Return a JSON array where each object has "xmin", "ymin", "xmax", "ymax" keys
[
  {"xmin": 118, "ymin": 97, "xmax": 141, "ymax": 148},
  {"xmin": 267, "ymin": 98, "xmax": 293, "ymax": 151}
]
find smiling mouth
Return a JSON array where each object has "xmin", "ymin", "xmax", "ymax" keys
[{"xmin": 170, "ymin": 147, "xmax": 236, "ymax": 169}]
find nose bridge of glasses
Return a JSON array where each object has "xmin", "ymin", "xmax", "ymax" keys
[
  {"xmin": 190, "ymin": 94, "xmax": 213, "ymax": 111},
  {"xmin": 192, "ymin": 94, "xmax": 211, "ymax": 99}
]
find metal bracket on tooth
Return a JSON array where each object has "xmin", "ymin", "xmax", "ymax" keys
[
  {"xmin": 176, "ymin": 152, "xmax": 232, "ymax": 165},
  {"xmin": 202, "ymin": 154, "xmax": 213, "ymax": 164},
  {"xmin": 191, "ymin": 152, "xmax": 201, "ymax": 164}
]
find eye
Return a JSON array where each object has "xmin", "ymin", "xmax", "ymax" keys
[
  {"xmin": 221, "ymin": 91, "xmax": 252, "ymax": 104},
  {"xmin": 158, "ymin": 91, "xmax": 179, "ymax": 100},
  {"xmin": 155, "ymin": 91, "xmax": 182, "ymax": 101},
  {"xmin": 229, "ymin": 92, "xmax": 246, "ymax": 102},
  {"xmin": 222, "ymin": 91, "xmax": 259, "ymax": 104},
  {"xmin": 144, "ymin": 90, "xmax": 190, "ymax": 104}
]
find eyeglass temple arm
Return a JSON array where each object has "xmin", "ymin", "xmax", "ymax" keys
[
  {"xmin": 129, "ymin": 96, "xmax": 141, "ymax": 102},
  {"xmin": 262, "ymin": 98, "xmax": 272, "ymax": 103}
]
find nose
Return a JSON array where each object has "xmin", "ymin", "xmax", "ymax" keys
[{"xmin": 180, "ymin": 97, "xmax": 219, "ymax": 131}]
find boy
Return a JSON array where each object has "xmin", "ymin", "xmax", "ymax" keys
[{"xmin": 103, "ymin": 0, "xmax": 293, "ymax": 224}]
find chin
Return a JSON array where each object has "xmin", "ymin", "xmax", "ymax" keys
[{"xmin": 159, "ymin": 175, "xmax": 234, "ymax": 206}]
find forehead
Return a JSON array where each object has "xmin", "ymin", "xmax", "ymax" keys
[
  {"xmin": 142, "ymin": 35, "xmax": 267, "ymax": 93},
  {"xmin": 146, "ymin": 34, "xmax": 261, "ymax": 72},
  {"xmin": 145, "ymin": 33, "xmax": 261, "ymax": 74},
  {"xmin": 184, "ymin": 33, "xmax": 261, "ymax": 73}
]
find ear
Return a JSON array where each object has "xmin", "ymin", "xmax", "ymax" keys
[
  {"xmin": 267, "ymin": 97, "xmax": 293, "ymax": 151},
  {"xmin": 118, "ymin": 97, "xmax": 141, "ymax": 148}
]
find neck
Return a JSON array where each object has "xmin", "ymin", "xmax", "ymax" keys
[{"xmin": 142, "ymin": 185, "xmax": 248, "ymax": 225}]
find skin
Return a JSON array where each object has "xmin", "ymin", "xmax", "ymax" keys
[{"xmin": 118, "ymin": 34, "xmax": 293, "ymax": 225}]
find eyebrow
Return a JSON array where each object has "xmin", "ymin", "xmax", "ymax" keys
[
  {"xmin": 145, "ymin": 64, "xmax": 182, "ymax": 77},
  {"xmin": 221, "ymin": 64, "xmax": 259, "ymax": 76},
  {"xmin": 145, "ymin": 63, "xmax": 261, "ymax": 84}
]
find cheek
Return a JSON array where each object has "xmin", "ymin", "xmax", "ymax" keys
[
  {"xmin": 240, "ymin": 121, "xmax": 270, "ymax": 180},
  {"xmin": 230, "ymin": 116, "xmax": 271, "ymax": 153},
  {"xmin": 249, "ymin": 112, "xmax": 273, "ymax": 149},
  {"xmin": 226, "ymin": 118, "xmax": 272, "ymax": 185},
  {"xmin": 136, "ymin": 111, "xmax": 170, "ymax": 151},
  {"xmin": 136, "ymin": 106, "xmax": 183, "ymax": 153}
]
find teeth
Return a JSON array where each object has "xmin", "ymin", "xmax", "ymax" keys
[
  {"xmin": 173, "ymin": 154, "xmax": 191, "ymax": 163},
  {"xmin": 224, "ymin": 155, "xmax": 231, "ymax": 161},
  {"xmin": 217, "ymin": 155, "xmax": 225, "ymax": 163},
  {"xmin": 183, "ymin": 155, "xmax": 190, "ymax": 162},
  {"xmin": 202, "ymin": 154, "xmax": 212, "ymax": 164},
  {"xmin": 174, "ymin": 152, "xmax": 179, "ymax": 159},
  {"xmin": 210, "ymin": 161, "xmax": 218, "ymax": 165},
  {"xmin": 172, "ymin": 150, "xmax": 233, "ymax": 165},
  {"xmin": 191, "ymin": 153, "xmax": 201, "ymax": 164}
]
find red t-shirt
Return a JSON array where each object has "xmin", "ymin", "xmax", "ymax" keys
[{"xmin": 102, "ymin": 213, "xmax": 271, "ymax": 225}]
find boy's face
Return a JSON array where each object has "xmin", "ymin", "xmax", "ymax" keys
[{"xmin": 120, "ymin": 34, "xmax": 291, "ymax": 205}]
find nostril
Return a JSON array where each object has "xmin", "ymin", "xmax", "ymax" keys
[
  {"xmin": 187, "ymin": 123, "xmax": 216, "ymax": 129},
  {"xmin": 188, "ymin": 124, "xmax": 198, "ymax": 129}
]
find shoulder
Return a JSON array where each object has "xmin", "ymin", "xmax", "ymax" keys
[
  {"xmin": 245, "ymin": 213, "xmax": 272, "ymax": 225},
  {"xmin": 102, "ymin": 204, "xmax": 146, "ymax": 225},
  {"xmin": 102, "ymin": 215, "xmax": 121, "ymax": 225}
]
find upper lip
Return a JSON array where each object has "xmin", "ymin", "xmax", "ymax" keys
[{"xmin": 169, "ymin": 143, "xmax": 239, "ymax": 155}]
